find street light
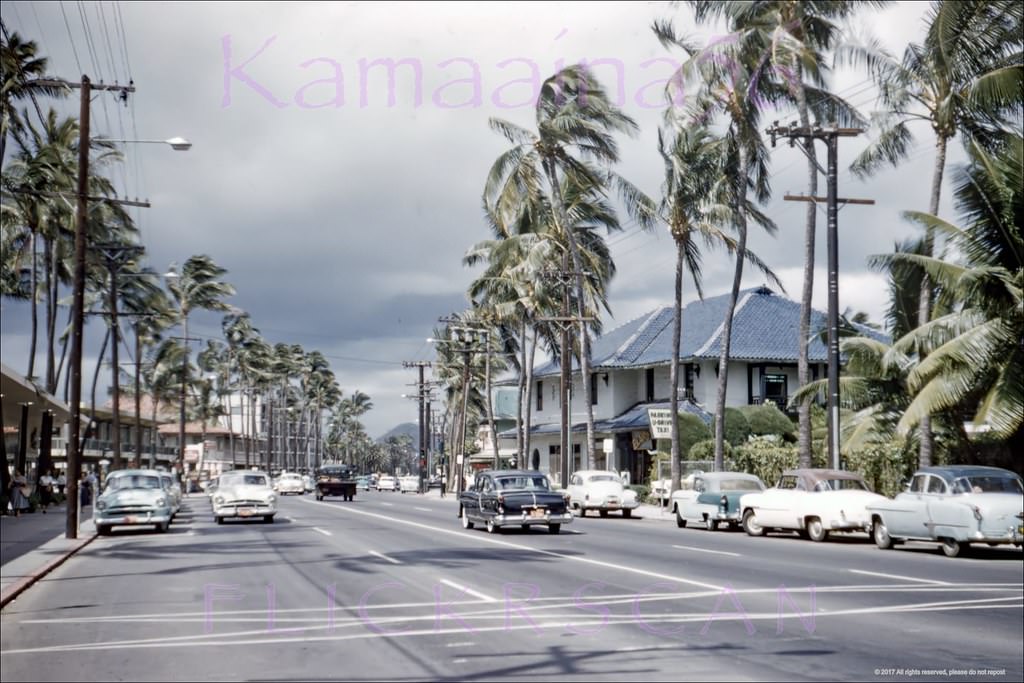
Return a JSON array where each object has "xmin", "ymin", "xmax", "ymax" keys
[{"xmin": 100, "ymin": 136, "xmax": 193, "ymax": 151}]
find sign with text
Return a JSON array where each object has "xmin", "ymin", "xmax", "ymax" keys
[{"xmin": 647, "ymin": 409, "xmax": 675, "ymax": 440}]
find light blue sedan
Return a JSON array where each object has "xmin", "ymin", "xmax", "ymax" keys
[{"xmin": 867, "ymin": 466, "xmax": 1024, "ymax": 557}]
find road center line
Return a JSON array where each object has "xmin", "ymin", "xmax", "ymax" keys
[
  {"xmin": 848, "ymin": 569, "xmax": 951, "ymax": 585},
  {"xmin": 380, "ymin": 502, "xmax": 394, "ymax": 507},
  {"xmin": 312, "ymin": 527, "xmax": 332, "ymax": 537},
  {"xmin": 414, "ymin": 507, "xmax": 433, "ymax": 512},
  {"xmin": 297, "ymin": 497, "xmax": 723, "ymax": 590},
  {"xmin": 368, "ymin": 550, "xmax": 401, "ymax": 564},
  {"xmin": 671, "ymin": 545, "xmax": 741, "ymax": 557},
  {"xmin": 439, "ymin": 579, "xmax": 497, "ymax": 603}
]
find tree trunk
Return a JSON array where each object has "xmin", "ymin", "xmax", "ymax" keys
[
  {"xmin": 524, "ymin": 326, "xmax": 538, "ymax": 470},
  {"xmin": 714, "ymin": 146, "xmax": 750, "ymax": 472},
  {"xmin": 517, "ymin": 318, "xmax": 526, "ymax": 461},
  {"xmin": 45, "ymin": 235, "xmax": 57, "ymax": 393},
  {"xmin": 917, "ymin": 135, "xmax": 948, "ymax": 469},
  {"xmin": 796, "ymin": 78, "xmax": 817, "ymax": 470},
  {"xmin": 669, "ymin": 235, "xmax": 685, "ymax": 492},
  {"xmin": 27, "ymin": 229, "xmax": 38, "ymax": 380}
]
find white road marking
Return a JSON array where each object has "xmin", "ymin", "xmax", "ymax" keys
[
  {"xmin": 439, "ymin": 579, "xmax": 497, "ymax": 603},
  {"xmin": 312, "ymin": 527, "xmax": 332, "ymax": 537},
  {"xmin": 671, "ymin": 544, "xmax": 741, "ymax": 557},
  {"xmin": 368, "ymin": 550, "xmax": 401, "ymax": 564},
  {"xmin": 285, "ymin": 517, "xmax": 296, "ymax": 522},
  {"xmin": 452, "ymin": 659, "xmax": 469, "ymax": 664},
  {"xmin": 380, "ymin": 502, "xmax": 394, "ymax": 507},
  {"xmin": 848, "ymin": 569, "xmax": 951, "ymax": 586},
  {"xmin": 414, "ymin": 507, "xmax": 432, "ymax": 512},
  {"xmin": 297, "ymin": 497, "xmax": 724, "ymax": 590},
  {"xmin": 446, "ymin": 642, "xmax": 475, "ymax": 648}
]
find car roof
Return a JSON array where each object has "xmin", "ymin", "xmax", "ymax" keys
[
  {"xmin": 699, "ymin": 471, "xmax": 762, "ymax": 481},
  {"xmin": 917, "ymin": 466, "xmax": 1021, "ymax": 481},
  {"xmin": 574, "ymin": 470, "xmax": 621, "ymax": 477},
  {"xmin": 106, "ymin": 469, "xmax": 161, "ymax": 478},
  {"xmin": 781, "ymin": 469, "xmax": 865, "ymax": 484},
  {"xmin": 480, "ymin": 470, "xmax": 546, "ymax": 477}
]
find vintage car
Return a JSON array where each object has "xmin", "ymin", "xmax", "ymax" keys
[
  {"xmin": 356, "ymin": 476, "xmax": 372, "ymax": 491},
  {"xmin": 459, "ymin": 469, "xmax": 574, "ymax": 534},
  {"xmin": 158, "ymin": 472, "xmax": 183, "ymax": 517},
  {"xmin": 739, "ymin": 469, "xmax": 888, "ymax": 542},
  {"xmin": 275, "ymin": 472, "xmax": 306, "ymax": 495},
  {"xmin": 672, "ymin": 471, "xmax": 766, "ymax": 530},
  {"xmin": 377, "ymin": 475, "xmax": 398, "ymax": 492},
  {"xmin": 212, "ymin": 470, "xmax": 277, "ymax": 524},
  {"xmin": 867, "ymin": 466, "xmax": 1024, "ymax": 557},
  {"xmin": 399, "ymin": 475, "xmax": 420, "ymax": 494},
  {"xmin": 566, "ymin": 470, "xmax": 639, "ymax": 517},
  {"xmin": 303, "ymin": 474, "xmax": 316, "ymax": 493},
  {"xmin": 95, "ymin": 469, "xmax": 174, "ymax": 535},
  {"xmin": 315, "ymin": 465, "xmax": 357, "ymax": 501}
]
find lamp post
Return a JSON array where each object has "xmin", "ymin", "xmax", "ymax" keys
[{"xmin": 101, "ymin": 136, "xmax": 193, "ymax": 151}]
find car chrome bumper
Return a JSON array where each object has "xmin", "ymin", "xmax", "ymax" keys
[
  {"xmin": 825, "ymin": 519, "xmax": 871, "ymax": 532},
  {"xmin": 214, "ymin": 505, "xmax": 276, "ymax": 518},
  {"xmin": 95, "ymin": 511, "xmax": 172, "ymax": 526},
  {"xmin": 493, "ymin": 511, "xmax": 574, "ymax": 527},
  {"xmin": 582, "ymin": 500, "xmax": 640, "ymax": 511}
]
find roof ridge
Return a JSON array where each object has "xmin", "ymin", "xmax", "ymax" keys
[{"xmin": 604, "ymin": 306, "xmax": 671, "ymax": 363}]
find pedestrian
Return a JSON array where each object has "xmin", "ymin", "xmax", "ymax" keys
[
  {"xmin": 57, "ymin": 471, "xmax": 66, "ymax": 498},
  {"xmin": 9, "ymin": 470, "xmax": 30, "ymax": 517},
  {"xmin": 37, "ymin": 469, "xmax": 56, "ymax": 513}
]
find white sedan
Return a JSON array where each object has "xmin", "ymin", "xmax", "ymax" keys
[
  {"xmin": 213, "ymin": 471, "xmax": 277, "ymax": 524},
  {"xmin": 399, "ymin": 475, "xmax": 420, "ymax": 494},
  {"xmin": 275, "ymin": 472, "xmax": 306, "ymax": 495},
  {"xmin": 377, "ymin": 475, "xmax": 398, "ymax": 492},
  {"xmin": 566, "ymin": 470, "xmax": 639, "ymax": 518},
  {"xmin": 739, "ymin": 469, "xmax": 888, "ymax": 542}
]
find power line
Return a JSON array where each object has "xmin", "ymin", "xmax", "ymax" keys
[{"xmin": 59, "ymin": 2, "xmax": 83, "ymax": 77}]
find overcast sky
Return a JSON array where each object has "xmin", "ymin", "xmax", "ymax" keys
[{"xmin": 1, "ymin": 1, "xmax": 958, "ymax": 438}]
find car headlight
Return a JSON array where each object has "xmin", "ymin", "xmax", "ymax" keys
[
  {"xmin": 267, "ymin": 495, "xmax": 277, "ymax": 504},
  {"xmin": 96, "ymin": 500, "xmax": 107, "ymax": 511},
  {"xmin": 214, "ymin": 495, "xmax": 225, "ymax": 505},
  {"xmin": 155, "ymin": 497, "xmax": 166, "ymax": 507}
]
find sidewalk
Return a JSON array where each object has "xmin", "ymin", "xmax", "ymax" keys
[{"xmin": 0, "ymin": 504, "xmax": 97, "ymax": 609}]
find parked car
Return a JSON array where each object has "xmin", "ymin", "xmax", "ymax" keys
[
  {"xmin": 867, "ymin": 466, "xmax": 1024, "ymax": 557},
  {"xmin": 739, "ymin": 469, "xmax": 888, "ymax": 542},
  {"xmin": 315, "ymin": 465, "xmax": 357, "ymax": 501},
  {"xmin": 212, "ymin": 470, "xmax": 277, "ymax": 524},
  {"xmin": 377, "ymin": 475, "xmax": 398, "ymax": 492},
  {"xmin": 275, "ymin": 472, "xmax": 306, "ymax": 495},
  {"xmin": 158, "ymin": 472, "xmax": 183, "ymax": 517},
  {"xmin": 672, "ymin": 472, "xmax": 766, "ymax": 530},
  {"xmin": 399, "ymin": 475, "xmax": 420, "ymax": 494},
  {"xmin": 459, "ymin": 470, "xmax": 574, "ymax": 534},
  {"xmin": 428, "ymin": 475, "xmax": 443, "ymax": 489},
  {"xmin": 95, "ymin": 469, "xmax": 174, "ymax": 535},
  {"xmin": 566, "ymin": 470, "xmax": 639, "ymax": 517},
  {"xmin": 356, "ymin": 476, "xmax": 371, "ymax": 491}
]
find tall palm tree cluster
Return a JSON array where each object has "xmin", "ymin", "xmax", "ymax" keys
[
  {"xmin": 451, "ymin": 0, "xmax": 1022, "ymax": 489},
  {"xmin": 1, "ymin": 29, "xmax": 373, "ymax": 476}
]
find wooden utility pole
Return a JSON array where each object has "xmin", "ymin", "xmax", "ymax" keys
[
  {"xmin": 767, "ymin": 122, "xmax": 874, "ymax": 471},
  {"xmin": 403, "ymin": 361, "xmax": 431, "ymax": 493}
]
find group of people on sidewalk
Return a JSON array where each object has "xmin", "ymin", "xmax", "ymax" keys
[{"xmin": 6, "ymin": 469, "xmax": 70, "ymax": 517}]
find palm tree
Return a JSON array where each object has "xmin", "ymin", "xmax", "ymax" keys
[
  {"xmin": 886, "ymin": 135, "xmax": 1023, "ymax": 449},
  {"xmin": 485, "ymin": 65, "xmax": 655, "ymax": 468},
  {"xmin": 0, "ymin": 26, "xmax": 66, "ymax": 167},
  {"xmin": 166, "ymin": 255, "xmax": 235, "ymax": 473},
  {"xmin": 842, "ymin": 0, "xmax": 1023, "ymax": 466}
]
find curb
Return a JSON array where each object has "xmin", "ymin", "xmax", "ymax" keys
[{"xmin": 0, "ymin": 532, "xmax": 97, "ymax": 610}]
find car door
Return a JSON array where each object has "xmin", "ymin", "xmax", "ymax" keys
[
  {"xmin": 923, "ymin": 475, "xmax": 962, "ymax": 539},
  {"xmin": 884, "ymin": 474, "xmax": 931, "ymax": 537},
  {"xmin": 756, "ymin": 475, "xmax": 802, "ymax": 528},
  {"xmin": 567, "ymin": 474, "xmax": 583, "ymax": 508},
  {"xmin": 678, "ymin": 477, "xmax": 703, "ymax": 522}
]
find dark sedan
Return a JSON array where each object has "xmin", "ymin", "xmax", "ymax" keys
[{"xmin": 458, "ymin": 470, "xmax": 573, "ymax": 534}]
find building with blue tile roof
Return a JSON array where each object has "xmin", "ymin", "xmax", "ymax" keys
[{"xmin": 489, "ymin": 287, "xmax": 887, "ymax": 486}]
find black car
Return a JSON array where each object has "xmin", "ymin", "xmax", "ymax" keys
[{"xmin": 458, "ymin": 469, "xmax": 573, "ymax": 534}]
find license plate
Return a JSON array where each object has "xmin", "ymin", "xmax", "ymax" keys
[
  {"xmin": 125, "ymin": 516, "xmax": 138, "ymax": 523},
  {"xmin": 530, "ymin": 508, "xmax": 546, "ymax": 518},
  {"xmin": 238, "ymin": 508, "xmax": 254, "ymax": 517}
]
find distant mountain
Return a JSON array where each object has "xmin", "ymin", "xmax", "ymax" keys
[{"xmin": 377, "ymin": 422, "xmax": 419, "ymax": 449}]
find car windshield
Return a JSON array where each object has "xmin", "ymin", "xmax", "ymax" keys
[
  {"xmin": 952, "ymin": 475, "xmax": 1024, "ymax": 495},
  {"xmin": 718, "ymin": 479, "xmax": 763, "ymax": 491},
  {"xmin": 107, "ymin": 475, "xmax": 161, "ymax": 491},
  {"xmin": 587, "ymin": 474, "xmax": 621, "ymax": 484},
  {"xmin": 815, "ymin": 478, "xmax": 868, "ymax": 492},
  {"xmin": 495, "ymin": 476, "xmax": 550, "ymax": 491},
  {"xmin": 222, "ymin": 474, "xmax": 269, "ymax": 487}
]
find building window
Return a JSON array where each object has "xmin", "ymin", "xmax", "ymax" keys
[
  {"xmin": 536, "ymin": 381, "xmax": 543, "ymax": 412},
  {"xmin": 590, "ymin": 373, "xmax": 599, "ymax": 405},
  {"xmin": 645, "ymin": 368, "xmax": 655, "ymax": 402}
]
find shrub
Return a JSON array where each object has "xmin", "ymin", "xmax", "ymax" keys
[
  {"xmin": 732, "ymin": 436, "xmax": 799, "ymax": 486},
  {"xmin": 689, "ymin": 438, "xmax": 732, "ymax": 461},
  {"xmin": 678, "ymin": 413, "xmax": 712, "ymax": 457},
  {"xmin": 629, "ymin": 485, "xmax": 650, "ymax": 502},
  {"xmin": 723, "ymin": 407, "xmax": 751, "ymax": 446},
  {"xmin": 742, "ymin": 403, "xmax": 797, "ymax": 438},
  {"xmin": 843, "ymin": 442, "xmax": 917, "ymax": 498}
]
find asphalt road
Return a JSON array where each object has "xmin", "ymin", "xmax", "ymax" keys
[{"xmin": 1, "ymin": 492, "xmax": 1021, "ymax": 682}]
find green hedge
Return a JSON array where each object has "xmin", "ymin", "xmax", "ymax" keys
[
  {"xmin": 723, "ymin": 407, "xmax": 752, "ymax": 446},
  {"xmin": 740, "ymin": 403, "xmax": 796, "ymax": 439},
  {"xmin": 843, "ymin": 442, "xmax": 917, "ymax": 498},
  {"xmin": 730, "ymin": 436, "xmax": 799, "ymax": 486},
  {"xmin": 689, "ymin": 438, "xmax": 732, "ymax": 461}
]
